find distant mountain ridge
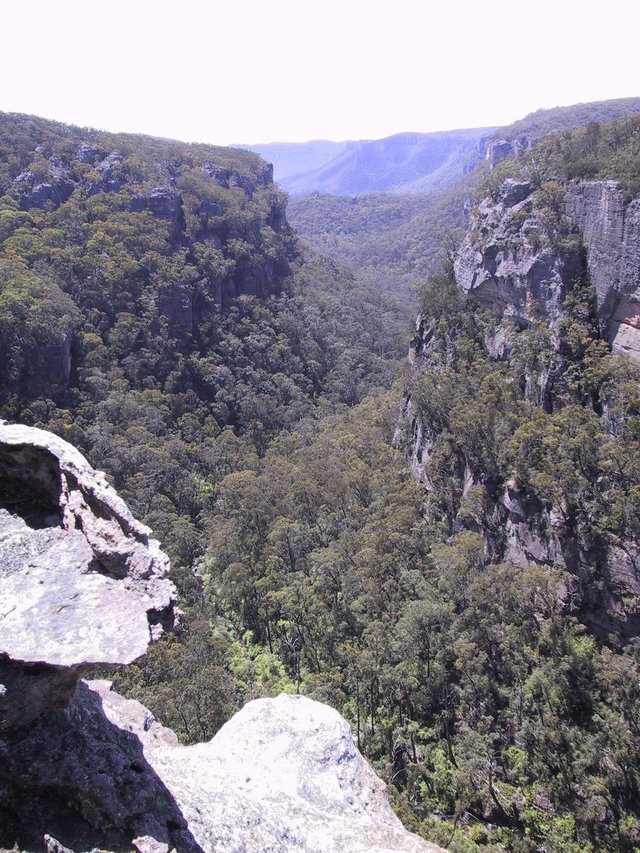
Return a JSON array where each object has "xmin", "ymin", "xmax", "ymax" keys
[
  {"xmin": 240, "ymin": 128, "xmax": 496, "ymax": 196},
  {"xmin": 241, "ymin": 98, "xmax": 640, "ymax": 198}
]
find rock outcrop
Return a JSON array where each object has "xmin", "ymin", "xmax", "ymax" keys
[
  {"xmin": 454, "ymin": 179, "xmax": 583, "ymax": 330},
  {"xmin": 454, "ymin": 175, "xmax": 640, "ymax": 361},
  {"xmin": 1, "ymin": 682, "xmax": 442, "ymax": 853},
  {"xmin": 564, "ymin": 181, "xmax": 640, "ymax": 359},
  {"xmin": 403, "ymin": 175, "xmax": 640, "ymax": 641},
  {"xmin": 0, "ymin": 421, "xmax": 177, "ymax": 730},
  {"xmin": 484, "ymin": 137, "xmax": 529, "ymax": 169},
  {"xmin": 0, "ymin": 423, "xmax": 443, "ymax": 853}
]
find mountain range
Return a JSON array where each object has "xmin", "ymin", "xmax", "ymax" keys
[{"xmin": 241, "ymin": 97, "xmax": 640, "ymax": 196}]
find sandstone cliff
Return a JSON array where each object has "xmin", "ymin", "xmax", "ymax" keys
[
  {"xmin": 564, "ymin": 181, "xmax": 640, "ymax": 359},
  {"xmin": 0, "ymin": 423, "xmax": 443, "ymax": 853},
  {"xmin": 402, "ymin": 174, "xmax": 640, "ymax": 641}
]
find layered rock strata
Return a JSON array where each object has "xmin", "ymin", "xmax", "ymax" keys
[{"xmin": 564, "ymin": 181, "xmax": 640, "ymax": 359}]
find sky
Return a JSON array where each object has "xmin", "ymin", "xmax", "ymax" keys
[{"xmin": 1, "ymin": 0, "xmax": 638, "ymax": 146}]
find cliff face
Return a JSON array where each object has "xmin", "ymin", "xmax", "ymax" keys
[
  {"xmin": 0, "ymin": 423, "xmax": 442, "ymax": 853},
  {"xmin": 453, "ymin": 176, "xmax": 640, "ymax": 360},
  {"xmin": 564, "ymin": 181, "xmax": 640, "ymax": 359},
  {"xmin": 404, "ymin": 176, "xmax": 640, "ymax": 641},
  {"xmin": 453, "ymin": 178, "xmax": 583, "ymax": 327}
]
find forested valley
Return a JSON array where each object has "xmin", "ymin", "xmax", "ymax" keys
[{"xmin": 2, "ymin": 104, "xmax": 640, "ymax": 852}]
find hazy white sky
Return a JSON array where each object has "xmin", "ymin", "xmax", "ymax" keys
[{"xmin": 2, "ymin": 0, "xmax": 638, "ymax": 145}]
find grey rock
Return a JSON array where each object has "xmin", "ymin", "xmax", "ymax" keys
[
  {"xmin": 195, "ymin": 200, "xmax": 223, "ymax": 218},
  {"xmin": 486, "ymin": 139, "xmax": 514, "ymax": 168},
  {"xmin": 86, "ymin": 151, "xmax": 125, "ymax": 195},
  {"xmin": 75, "ymin": 142, "xmax": 100, "ymax": 164},
  {"xmin": 228, "ymin": 171, "xmax": 254, "ymax": 197},
  {"xmin": 454, "ymin": 186, "xmax": 582, "ymax": 327},
  {"xmin": 13, "ymin": 171, "xmax": 75, "ymax": 211},
  {"xmin": 0, "ymin": 681, "xmax": 443, "ymax": 853},
  {"xmin": 202, "ymin": 163, "xmax": 230, "ymax": 187},
  {"xmin": 485, "ymin": 137, "xmax": 529, "ymax": 169},
  {"xmin": 501, "ymin": 179, "xmax": 533, "ymax": 207},
  {"xmin": 130, "ymin": 188, "xmax": 186, "ymax": 241},
  {"xmin": 0, "ymin": 422, "xmax": 177, "ymax": 729},
  {"xmin": 0, "ymin": 681, "xmax": 199, "ymax": 852},
  {"xmin": 455, "ymin": 177, "xmax": 640, "ymax": 361},
  {"xmin": 564, "ymin": 181, "xmax": 640, "ymax": 358},
  {"xmin": 131, "ymin": 187, "xmax": 182, "ymax": 219}
]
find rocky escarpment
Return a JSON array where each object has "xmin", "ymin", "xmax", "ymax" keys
[
  {"xmin": 564, "ymin": 180, "xmax": 640, "ymax": 359},
  {"xmin": 403, "ymin": 176, "xmax": 640, "ymax": 640},
  {"xmin": 453, "ymin": 178, "xmax": 584, "ymax": 330},
  {"xmin": 0, "ymin": 112, "xmax": 296, "ymax": 405},
  {"xmin": 0, "ymin": 423, "xmax": 443, "ymax": 853},
  {"xmin": 454, "ymin": 176, "xmax": 640, "ymax": 361}
]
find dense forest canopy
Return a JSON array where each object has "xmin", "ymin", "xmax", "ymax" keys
[{"xmin": 2, "ymin": 104, "xmax": 640, "ymax": 852}]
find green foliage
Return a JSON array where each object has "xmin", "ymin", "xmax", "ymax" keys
[
  {"xmin": 202, "ymin": 266, "xmax": 640, "ymax": 850},
  {"xmin": 4, "ymin": 108, "xmax": 640, "ymax": 852},
  {"xmin": 288, "ymin": 181, "xmax": 476, "ymax": 302},
  {"xmin": 533, "ymin": 115, "xmax": 640, "ymax": 199},
  {"xmin": 501, "ymin": 97, "xmax": 640, "ymax": 142},
  {"xmin": 110, "ymin": 610, "xmax": 236, "ymax": 743}
]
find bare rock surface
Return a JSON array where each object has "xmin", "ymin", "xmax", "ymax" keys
[
  {"xmin": 455, "ymin": 178, "xmax": 640, "ymax": 362},
  {"xmin": 1, "ymin": 680, "xmax": 442, "ymax": 853},
  {"xmin": 0, "ymin": 423, "xmax": 443, "ymax": 851},
  {"xmin": 0, "ymin": 422, "xmax": 177, "ymax": 729},
  {"xmin": 142, "ymin": 691, "xmax": 441, "ymax": 853},
  {"xmin": 564, "ymin": 182, "xmax": 640, "ymax": 358},
  {"xmin": 453, "ymin": 183, "xmax": 582, "ymax": 327}
]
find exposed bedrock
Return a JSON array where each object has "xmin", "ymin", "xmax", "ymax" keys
[
  {"xmin": 0, "ymin": 421, "xmax": 178, "ymax": 731},
  {"xmin": 0, "ymin": 683, "xmax": 440, "ymax": 853},
  {"xmin": 454, "ymin": 178, "xmax": 640, "ymax": 360},
  {"xmin": 564, "ymin": 181, "xmax": 640, "ymax": 359},
  {"xmin": 0, "ymin": 422, "xmax": 442, "ymax": 852},
  {"xmin": 453, "ymin": 179, "xmax": 583, "ymax": 328}
]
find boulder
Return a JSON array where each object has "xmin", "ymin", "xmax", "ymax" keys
[{"xmin": 0, "ymin": 423, "xmax": 443, "ymax": 851}]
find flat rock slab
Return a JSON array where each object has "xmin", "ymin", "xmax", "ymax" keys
[
  {"xmin": 0, "ymin": 509, "xmax": 151, "ymax": 666},
  {"xmin": 0, "ymin": 421, "xmax": 176, "ymax": 730}
]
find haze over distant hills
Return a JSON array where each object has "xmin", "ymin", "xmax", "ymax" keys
[
  {"xmin": 241, "ymin": 128, "xmax": 495, "ymax": 196},
  {"xmin": 241, "ymin": 97, "xmax": 640, "ymax": 197}
]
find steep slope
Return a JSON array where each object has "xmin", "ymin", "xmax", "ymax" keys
[
  {"xmin": 0, "ymin": 111, "xmax": 409, "ymax": 586},
  {"xmin": 404, "ymin": 118, "xmax": 640, "ymax": 639},
  {"xmin": 388, "ymin": 112, "xmax": 640, "ymax": 850},
  {"xmin": 286, "ymin": 99, "xmax": 640, "ymax": 303}
]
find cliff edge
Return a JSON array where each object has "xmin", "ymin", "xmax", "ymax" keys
[{"xmin": 0, "ymin": 423, "xmax": 442, "ymax": 853}]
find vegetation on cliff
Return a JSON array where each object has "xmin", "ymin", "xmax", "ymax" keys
[{"xmin": 3, "ymin": 105, "xmax": 640, "ymax": 852}]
